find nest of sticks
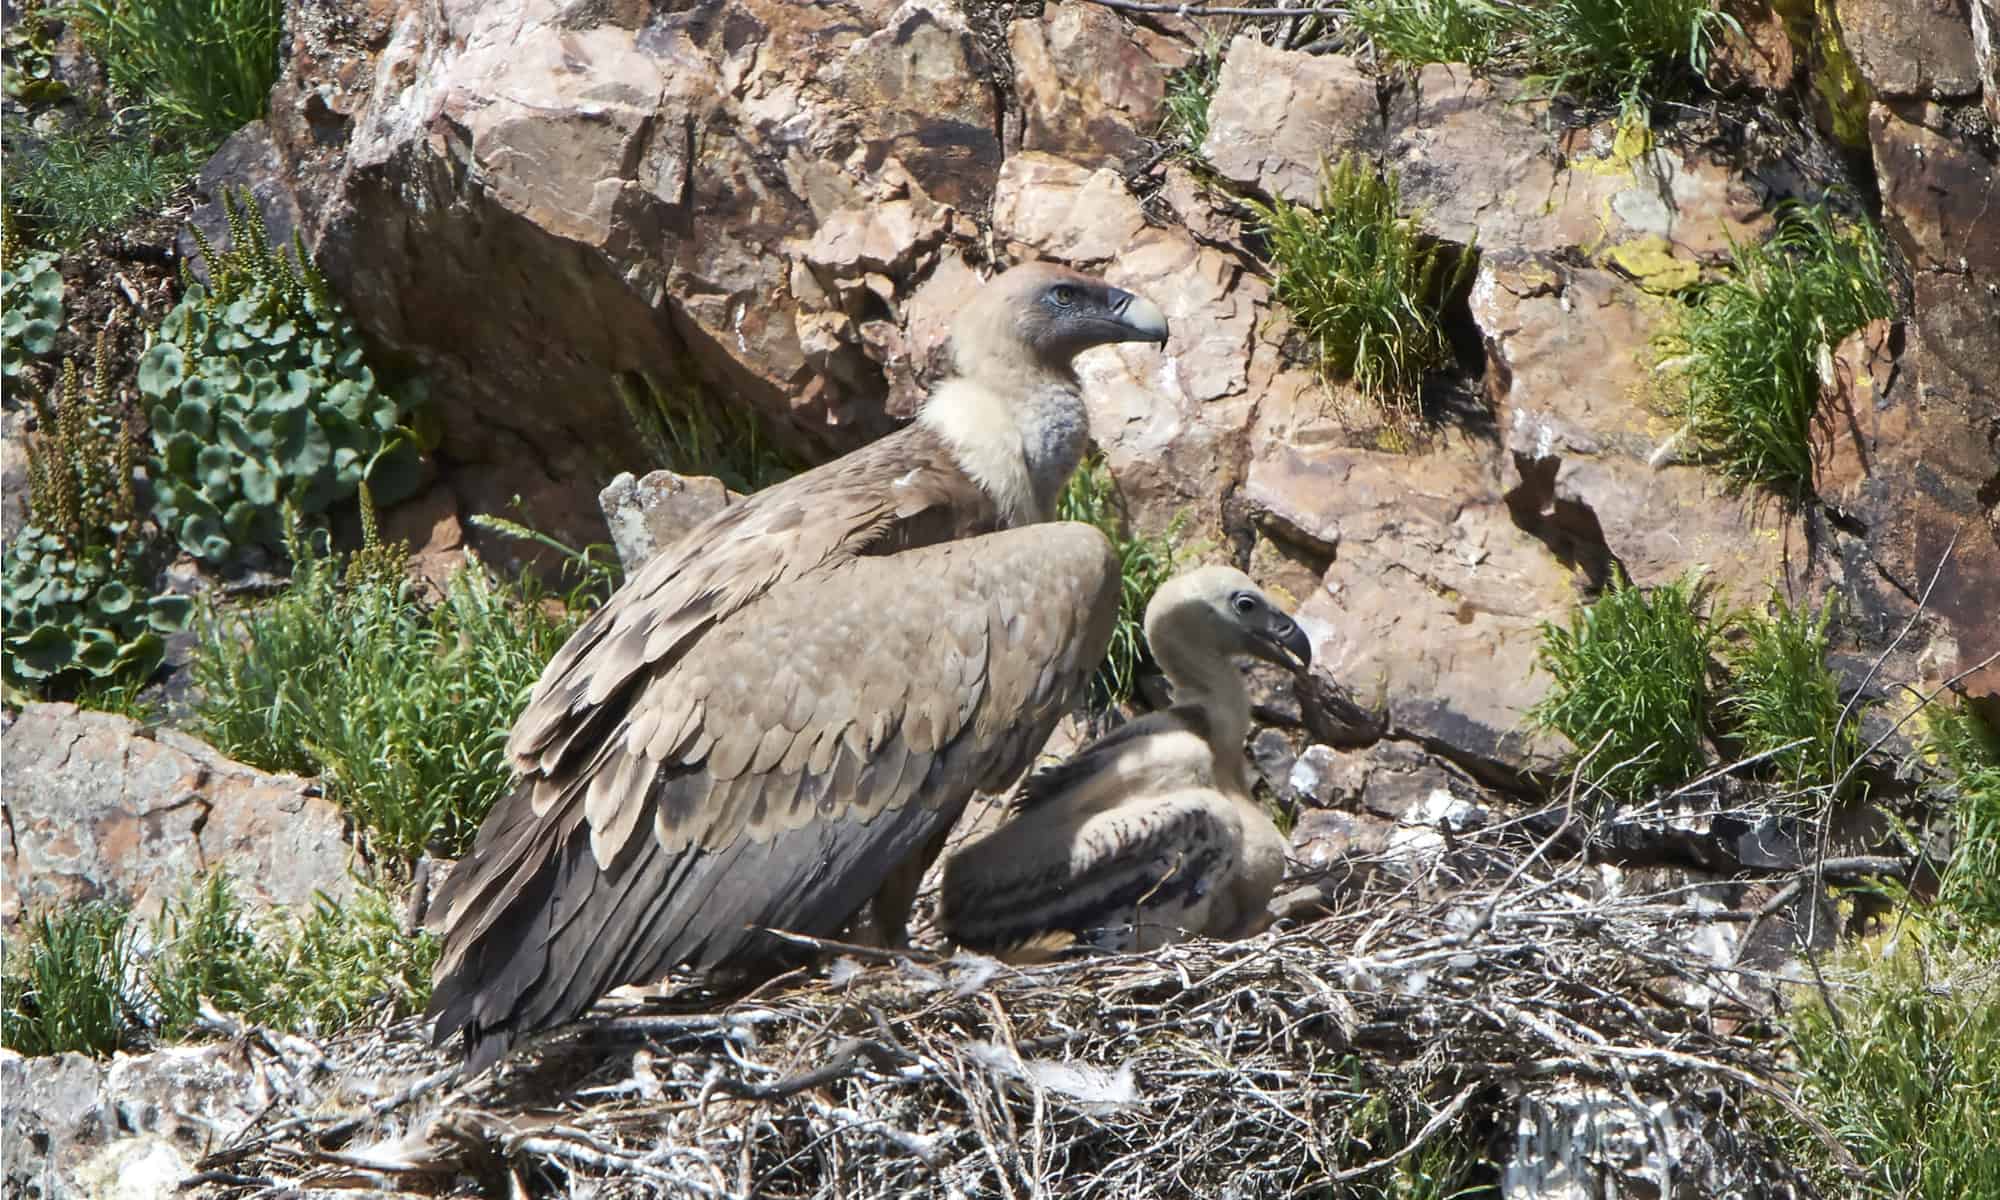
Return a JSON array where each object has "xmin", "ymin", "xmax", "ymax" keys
[{"xmin": 186, "ymin": 804, "xmax": 1857, "ymax": 1199}]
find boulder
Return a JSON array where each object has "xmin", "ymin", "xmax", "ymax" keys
[
  {"xmin": 1200, "ymin": 38, "xmax": 1385, "ymax": 204},
  {"xmin": 597, "ymin": 468, "xmax": 734, "ymax": 572},
  {"xmin": 1, "ymin": 704, "xmax": 354, "ymax": 926},
  {"xmin": 1835, "ymin": 0, "xmax": 1982, "ymax": 99},
  {"xmin": 253, "ymin": 0, "xmax": 1006, "ymax": 553},
  {"xmin": 1008, "ymin": 6, "xmax": 1188, "ymax": 170}
]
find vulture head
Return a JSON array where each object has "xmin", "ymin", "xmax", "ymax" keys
[
  {"xmin": 1145, "ymin": 566, "xmax": 1313, "ymax": 678},
  {"xmin": 950, "ymin": 262, "xmax": 1169, "ymax": 379}
]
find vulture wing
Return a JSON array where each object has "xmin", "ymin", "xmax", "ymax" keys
[
  {"xmin": 941, "ymin": 781, "xmax": 1237, "ymax": 956},
  {"xmin": 430, "ymin": 516, "xmax": 1119, "ymax": 1071}
]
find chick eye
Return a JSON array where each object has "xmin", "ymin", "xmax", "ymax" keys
[
  {"xmin": 1232, "ymin": 593, "xmax": 1258, "ymax": 615},
  {"xmin": 1049, "ymin": 285, "xmax": 1076, "ymax": 307}
]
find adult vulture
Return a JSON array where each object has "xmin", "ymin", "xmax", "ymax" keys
[
  {"xmin": 430, "ymin": 263, "xmax": 1169, "ymax": 1070},
  {"xmin": 939, "ymin": 567, "xmax": 1310, "ymax": 959}
]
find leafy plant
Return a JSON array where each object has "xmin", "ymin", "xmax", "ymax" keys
[
  {"xmin": 151, "ymin": 872, "xmax": 436, "ymax": 1037},
  {"xmin": 1529, "ymin": 572, "xmax": 1722, "ymax": 806},
  {"xmin": 2, "ymin": 116, "xmax": 206, "ymax": 251},
  {"xmin": 1657, "ymin": 201, "xmax": 1893, "ymax": 502},
  {"xmin": 140, "ymin": 194, "xmax": 424, "ymax": 564},
  {"xmin": 1350, "ymin": 0, "xmax": 1508, "ymax": 68},
  {"xmin": 1783, "ymin": 920, "xmax": 2000, "ymax": 1200},
  {"xmin": 1929, "ymin": 705, "xmax": 2000, "ymax": 932},
  {"xmin": 1, "ymin": 238, "xmax": 63, "ymax": 384},
  {"xmin": 3, "ymin": 349, "xmax": 191, "ymax": 689},
  {"xmin": 1723, "ymin": 592, "xmax": 1860, "ymax": 807},
  {"xmin": 191, "ymin": 505, "xmax": 581, "ymax": 861},
  {"xmin": 63, "ymin": 0, "xmax": 284, "ymax": 138},
  {"xmin": 1057, "ymin": 453, "xmax": 1183, "ymax": 707},
  {"xmin": 1158, "ymin": 41, "xmax": 1223, "ymax": 159},
  {"xmin": 615, "ymin": 368, "xmax": 798, "ymax": 495},
  {"xmin": 1248, "ymin": 155, "xmax": 1472, "ymax": 413},
  {"xmin": 2, "ymin": 1, "xmax": 69, "ymax": 104},
  {"xmin": 1, "ymin": 901, "xmax": 139, "ymax": 1057}
]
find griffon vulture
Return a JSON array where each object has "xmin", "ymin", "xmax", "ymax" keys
[
  {"xmin": 939, "ymin": 566, "xmax": 1310, "ymax": 959},
  {"xmin": 428, "ymin": 264, "xmax": 1169, "ymax": 1071}
]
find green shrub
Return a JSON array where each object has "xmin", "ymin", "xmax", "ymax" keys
[
  {"xmin": 1929, "ymin": 705, "xmax": 2000, "ymax": 931},
  {"xmin": 0, "ymin": 901, "xmax": 138, "ymax": 1057},
  {"xmin": 614, "ymin": 368, "xmax": 798, "ymax": 496},
  {"xmin": 1158, "ymin": 43, "xmax": 1222, "ymax": 158},
  {"xmin": 1249, "ymin": 155, "xmax": 1471, "ymax": 412},
  {"xmin": 139, "ymin": 195, "xmax": 424, "ymax": 564},
  {"xmin": 1529, "ymin": 572, "xmax": 1721, "ymax": 805},
  {"xmin": 1519, "ymin": 0, "xmax": 1736, "ymax": 110},
  {"xmin": 3, "ymin": 874, "xmax": 437, "ymax": 1056},
  {"xmin": 1350, "ymin": 0, "xmax": 1507, "ymax": 68},
  {"xmin": 1, "ymin": 240, "xmax": 63, "ymax": 384},
  {"xmin": 1, "ymin": 118, "xmax": 206, "ymax": 251},
  {"xmin": 152, "ymin": 873, "xmax": 437, "ymax": 1037},
  {"xmin": 3, "ymin": 352, "xmax": 191, "ymax": 689},
  {"xmin": 1657, "ymin": 202, "xmax": 1893, "ymax": 502},
  {"xmin": 64, "ymin": 0, "xmax": 284, "ymax": 138},
  {"xmin": 1056, "ymin": 453, "xmax": 1183, "ymax": 707},
  {"xmin": 1723, "ymin": 592, "xmax": 1860, "ymax": 807},
  {"xmin": 1784, "ymin": 922, "xmax": 2000, "ymax": 1199},
  {"xmin": 191, "ymin": 509, "xmax": 582, "ymax": 861}
]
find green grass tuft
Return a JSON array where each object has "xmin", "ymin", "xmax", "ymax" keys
[
  {"xmin": 64, "ymin": 0, "xmax": 285, "ymax": 138},
  {"xmin": 1248, "ymin": 155, "xmax": 1471, "ymax": 414},
  {"xmin": 1350, "ymin": 0, "xmax": 1507, "ymax": 68},
  {"xmin": 1783, "ymin": 921, "xmax": 2000, "ymax": 1199},
  {"xmin": 1351, "ymin": 0, "xmax": 1736, "ymax": 112},
  {"xmin": 1158, "ymin": 42, "xmax": 1222, "ymax": 159},
  {"xmin": 1657, "ymin": 201, "xmax": 1893, "ymax": 502},
  {"xmin": 1929, "ymin": 704, "xmax": 2000, "ymax": 931},
  {"xmin": 190, "ymin": 514, "xmax": 583, "ymax": 862},
  {"xmin": 1056, "ymin": 453, "xmax": 1183, "ymax": 708},
  {"xmin": 0, "ymin": 117, "xmax": 205, "ymax": 250},
  {"xmin": 1, "ymin": 901, "xmax": 138, "ymax": 1057},
  {"xmin": 1529, "ymin": 572, "xmax": 1721, "ymax": 805},
  {"xmin": 1723, "ymin": 591, "xmax": 1860, "ymax": 807},
  {"xmin": 4, "ymin": 874, "xmax": 436, "ymax": 1056}
]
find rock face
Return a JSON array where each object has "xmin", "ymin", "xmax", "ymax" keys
[
  {"xmin": 234, "ymin": 2, "xmax": 2000, "ymax": 783},
  {"xmin": 1, "ymin": 704, "xmax": 354, "ymax": 925}
]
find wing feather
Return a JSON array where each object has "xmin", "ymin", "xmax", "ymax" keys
[{"xmin": 431, "ymin": 518, "xmax": 1119, "ymax": 1071}]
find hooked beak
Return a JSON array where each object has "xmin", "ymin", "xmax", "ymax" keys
[
  {"xmin": 1106, "ymin": 288, "xmax": 1169, "ymax": 345},
  {"xmin": 1248, "ymin": 618, "xmax": 1313, "ymax": 674}
]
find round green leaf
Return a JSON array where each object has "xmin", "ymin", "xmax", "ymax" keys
[
  {"xmin": 146, "ymin": 594, "xmax": 193, "ymax": 632},
  {"xmin": 20, "ymin": 318, "xmax": 56, "ymax": 355},
  {"xmin": 239, "ymin": 459, "xmax": 278, "ymax": 505},
  {"xmin": 95, "ymin": 580, "xmax": 135, "ymax": 614},
  {"xmin": 75, "ymin": 627, "xmax": 119, "ymax": 672},
  {"xmin": 138, "ymin": 343, "xmax": 187, "ymax": 399},
  {"xmin": 197, "ymin": 444, "xmax": 234, "ymax": 490},
  {"xmin": 176, "ymin": 395, "xmax": 215, "ymax": 440},
  {"xmin": 11, "ymin": 625, "xmax": 75, "ymax": 677}
]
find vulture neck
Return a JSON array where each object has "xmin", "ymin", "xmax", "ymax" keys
[
  {"xmin": 1152, "ymin": 629, "xmax": 1253, "ymax": 768},
  {"xmin": 920, "ymin": 347, "xmax": 1087, "ymax": 528}
]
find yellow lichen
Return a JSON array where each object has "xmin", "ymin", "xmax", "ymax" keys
[{"xmin": 1602, "ymin": 236, "xmax": 1702, "ymax": 293}]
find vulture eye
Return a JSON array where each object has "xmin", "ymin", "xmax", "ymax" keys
[
  {"xmin": 1049, "ymin": 284, "xmax": 1076, "ymax": 307},
  {"xmin": 1231, "ymin": 593, "xmax": 1258, "ymax": 616}
]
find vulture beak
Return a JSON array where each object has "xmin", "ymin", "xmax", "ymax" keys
[
  {"xmin": 1248, "ymin": 616, "xmax": 1313, "ymax": 674},
  {"xmin": 1106, "ymin": 288, "xmax": 1170, "ymax": 345}
]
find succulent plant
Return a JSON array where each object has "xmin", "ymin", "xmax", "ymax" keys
[
  {"xmin": 2, "ymin": 243, "xmax": 63, "ymax": 384},
  {"xmin": 2, "ymin": 352, "xmax": 190, "ymax": 689},
  {"xmin": 138, "ymin": 193, "xmax": 424, "ymax": 563}
]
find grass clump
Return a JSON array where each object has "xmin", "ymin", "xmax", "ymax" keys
[
  {"xmin": 3, "ymin": 874, "xmax": 436, "ymax": 1057},
  {"xmin": 1929, "ymin": 704, "xmax": 2000, "ymax": 930},
  {"xmin": 65, "ymin": 0, "xmax": 285, "ymax": 138},
  {"xmin": 1783, "ymin": 921, "xmax": 2000, "ymax": 1199},
  {"xmin": 1056, "ymin": 452, "xmax": 1183, "ymax": 707},
  {"xmin": 1350, "ymin": 0, "xmax": 1735, "ymax": 112},
  {"xmin": 1657, "ymin": 201, "xmax": 1893, "ymax": 502},
  {"xmin": 190, "ymin": 506, "xmax": 582, "ymax": 861},
  {"xmin": 1349, "ymin": 0, "xmax": 1507, "ymax": 69},
  {"xmin": 1, "ymin": 901, "xmax": 139, "ymax": 1057},
  {"xmin": 1158, "ymin": 41, "xmax": 1222, "ymax": 159},
  {"xmin": 1, "ymin": 118, "xmax": 205, "ymax": 250},
  {"xmin": 1529, "ymin": 572, "xmax": 1721, "ymax": 805},
  {"xmin": 1249, "ymin": 155, "xmax": 1471, "ymax": 414},
  {"xmin": 1723, "ymin": 592, "xmax": 1860, "ymax": 805},
  {"xmin": 615, "ymin": 368, "xmax": 798, "ymax": 495}
]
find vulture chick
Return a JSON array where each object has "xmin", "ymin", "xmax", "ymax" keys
[
  {"xmin": 430, "ymin": 264, "xmax": 1169, "ymax": 1071},
  {"xmin": 939, "ymin": 567, "xmax": 1310, "ymax": 959}
]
